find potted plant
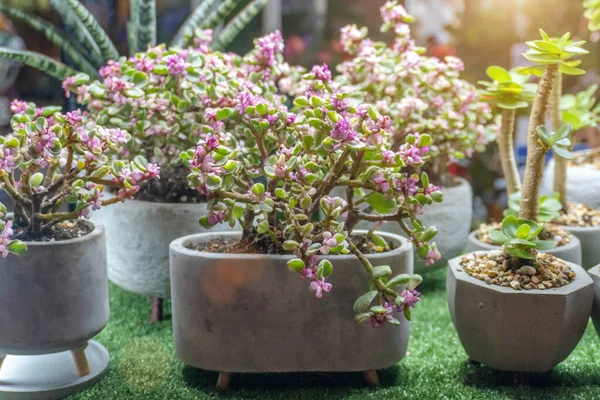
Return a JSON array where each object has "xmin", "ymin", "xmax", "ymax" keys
[
  {"xmin": 468, "ymin": 63, "xmax": 582, "ymax": 264},
  {"xmin": 332, "ymin": 1, "xmax": 498, "ymax": 270},
  {"xmin": 447, "ymin": 32, "xmax": 594, "ymax": 372},
  {"xmin": 62, "ymin": 31, "xmax": 288, "ymax": 321},
  {"xmin": 0, "ymin": 101, "xmax": 158, "ymax": 397},
  {"xmin": 170, "ymin": 61, "xmax": 441, "ymax": 389},
  {"xmin": 0, "ymin": 0, "xmax": 270, "ymax": 80}
]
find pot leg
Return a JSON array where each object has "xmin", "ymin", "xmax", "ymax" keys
[
  {"xmin": 467, "ymin": 358, "xmax": 481, "ymax": 366},
  {"xmin": 71, "ymin": 344, "xmax": 91, "ymax": 377},
  {"xmin": 0, "ymin": 354, "xmax": 5, "ymax": 372},
  {"xmin": 363, "ymin": 370, "xmax": 379, "ymax": 386},
  {"xmin": 216, "ymin": 372, "xmax": 233, "ymax": 391},
  {"xmin": 151, "ymin": 297, "xmax": 164, "ymax": 322}
]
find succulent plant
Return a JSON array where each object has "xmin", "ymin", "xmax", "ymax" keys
[{"xmin": 489, "ymin": 215, "xmax": 555, "ymax": 260}]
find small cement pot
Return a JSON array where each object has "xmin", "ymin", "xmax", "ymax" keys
[
  {"xmin": 93, "ymin": 199, "xmax": 234, "ymax": 299},
  {"xmin": 447, "ymin": 252, "xmax": 593, "ymax": 372},
  {"xmin": 559, "ymin": 225, "xmax": 600, "ymax": 269},
  {"xmin": 0, "ymin": 220, "xmax": 110, "ymax": 398},
  {"xmin": 543, "ymin": 151, "xmax": 600, "ymax": 209},
  {"xmin": 347, "ymin": 177, "xmax": 472, "ymax": 273},
  {"xmin": 587, "ymin": 266, "xmax": 600, "ymax": 337},
  {"xmin": 466, "ymin": 230, "xmax": 582, "ymax": 266},
  {"xmin": 170, "ymin": 230, "xmax": 413, "ymax": 387}
]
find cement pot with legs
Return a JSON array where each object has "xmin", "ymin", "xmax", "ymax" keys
[
  {"xmin": 170, "ymin": 230, "xmax": 413, "ymax": 389},
  {"xmin": 93, "ymin": 198, "xmax": 235, "ymax": 321},
  {"xmin": 465, "ymin": 230, "xmax": 582, "ymax": 265},
  {"xmin": 543, "ymin": 151, "xmax": 600, "ymax": 209},
  {"xmin": 558, "ymin": 224, "xmax": 600, "ymax": 269},
  {"xmin": 0, "ymin": 220, "xmax": 110, "ymax": 399},
  {"xmin": 447, "ymin": 252, "xmax": 593, "ymax": 372},
  {"xmin": 587, "ymin": 266, "xmax": 600, "ymax": 337}
]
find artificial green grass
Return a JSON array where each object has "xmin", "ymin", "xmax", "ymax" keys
[{"xmin": 70, "ymin": 268, "xmax": 600, "ymax": 400}]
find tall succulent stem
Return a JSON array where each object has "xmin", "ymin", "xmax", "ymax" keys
[
  {"xmin": 518, "ymin": 64, "xmax": 559, "ymax": 221},
  {"xmin": 498, "ymin": 109, "xmax": 520, "ymax": 196},
  {"xmin": 550, "ymin": 73, "xmax": 569, "ymax": 210}
]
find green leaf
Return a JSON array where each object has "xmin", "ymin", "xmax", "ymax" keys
[
  {"xmin": 533, "ymin": 240, "xmax": 556, "ymax": 250},
  {"xmin": 212, "ymin": 0, "xmax": 271, "ymax": 50},
  {"xmin": 553, "ymin": 146, "xmax": 574, "ymax": 160},
  {"xmin": 516, "ymin": 224, "xmax": 531, "ymax": 239},
  {"xmin": 501, "ymin": 215, "xmax": 519, "ymax": 238},
  {"xmin": 65, "ymin": 0, "xmax": 119, "ymax": 61},
  {"xmin": 29, "ymin": 172, "xmax": 44, "ymax": 188},
  {"xmin": 171, "ymin": 0, "xmax": 219, "ymax": 47},
  {"xmin": 365, "ymin": 192, "xmax": 397, "ymax": 214},
  {"xmin": 7, "ymin": 240, "xmax": 27, "ymax": 255},
  {"xmin": 488, "ymin": 230, "xmax": 507, "ymax": 244},
  {"xmin": 0, "ymin": 48, "xmax": 76, "ymax": 80},
  {"xmin": 287, "ymin": 258, "xmax": 305, "ymax": 273},
  {"xmin": 132, "ymin": 71, "xmax": 149, "ymax": 88},
  {"xmin": 559, "ymin": 64, "xmax": 586, "ymax": 75},
  {"xmin": 387, "ymin": 273, "xmax": 410, "ymax": 287},
  {"xmin": 132, "ymin": 0, "xmax": 156, "ymax": 53},
  {"xmin": 404, "ymin": 305, "xmax": 412, "ymax": 321},
  {"xmin": 504, "ymin": 238, "xmax": 536, "ymax": 247},
  {"xmin": 318, "ymin": 259, "xmax": 333, "ymax": 278},
  {"xmin": 486, "ymin": 66, "xmax": 512, "ymax": 82},
  {"xmin": 506, "ymin": 247, "xmax": 535, "ymax": 260},
  {"xmin": 532, "ymin": 40, "xmax": 561, "ymax": 54},
  {"xmin": 216, "ymin": 108, "xmax": 234, "ymax": 121},
  {"xmin": 372, "ymin": 265, "xmax": 392, "ymax": 280},
  {"xmin": 353, "ymin": 290, "xmax": 379, "ymax": 313}
]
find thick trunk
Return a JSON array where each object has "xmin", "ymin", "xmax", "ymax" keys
[
  {"xmin": 498, "ymin": 109, "xmax": 520, "ymax": 196},
  {"xmin": 550, "ymin": 74, "xmax": 569, "ymax": 210},
  {"xmin": 518, "ymin": 64, "xmax": 559, "ymax": 221}
]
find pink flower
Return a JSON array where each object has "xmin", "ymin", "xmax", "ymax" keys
[
  {"xmin": 319, "ymin": 231, "xmax": 338, "ymax": 255},
  {"xmin": 166, "ymin": 54, "xmax": 190, "ymax": 77},
  {"xmin": 207, "ymin": 210, "xmax": 226, "ymax": 225},
  {"xmin": 10, "ymin": 99, "xmax": 27, "ymax": 114},
  {"xmin": 370, "ymin": 302, "xmax": 394, "ymax": 328},
  {"xmin": 425, "ymin": 246, "xmax": 441, "ymax": 265},
  {"xmin": 311, "ymin": 64, "xmax": 332, "ymax": 82},
  {"xmin": 65, "ymin": 110, "xmax": 83, "ymax": 126},
  {"xmin": 396, "ymin": 289, "xmax": 420, "ymax": 311},
  {"xmin": 309, "ymin": 277, "xmax": 333, "ymax": 298},
  {"xmin": 62, "ymin": 76, "xmax": 75, "ymax": 98},
  {"xmin": 330, "ymin": 118, "xmax": 357, "ymax": 142},
  {"xmin": 373, "ymin": 172, "xmax": 390, "ymax": 193}
]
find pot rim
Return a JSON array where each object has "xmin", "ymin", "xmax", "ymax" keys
[
  {"xmin": 467, "ymin": 229, "xmax": 581, "ymax": 252},
  {"xmin": 170, "ymin": 229, "xmax": 412, "ymax": 261},
  {"xmin": 587, "ymin": 265, "xmax": 600, "ymax": 278},
  {"xmin": 449, "ymin": 251, "xmax": 592, "ymax": 294},
  {"xmin": 558, "ymin": 223, "xmax": 600, "ymax": 233},
  {"xmin": 11, "ymin": 218, "xmax": 104, "ymax": 248}
]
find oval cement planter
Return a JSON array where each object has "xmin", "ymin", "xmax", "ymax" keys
[
  {"xmin": 93, "ymin": 199, "xmax": 235, "ymax": 300},
  {"xmin": 543, "ymin": 151, "xmax": 600, "ymax": 208},
  {"xmin": 559, "ymin": 225, "xmax": 600, "ymax": 269},
  {"xmin": 170, "ymin": 230, "xmax": 413, "ymax": 387},
  {"xmin": 345, "ymin": 176, "xmax": 472, "ymax": 273},
  {"xmin": 0, "ymin": 220, "xmax": 110, "ymax": 398},
  {"xmin": 587, "ymin": 265, "xmax": 600, "ymax": 337},
  {"xmin": 448, "ymin": 252, "xmax": 593, "ymax": 372},
  {"xmin": 466, "ymin": 230, "xmax": 582, "ymax": 266}
]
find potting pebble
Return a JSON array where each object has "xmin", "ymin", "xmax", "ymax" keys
[
  {"xmin": 475, "ymin": 222, "xmax": 572, "ymax": 247},
  {"xmin": 458, "ymin": 250, "xmax": 576, "ymax": 290},
  {"xmin": 554, "ymin": 202, "xmax": 600, "ymax": 227}
]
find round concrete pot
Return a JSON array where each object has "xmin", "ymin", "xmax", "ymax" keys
[
  {"xmin": 466, "ymin": 230, "xmax": 582, "ymax": 266},
  {"xmin": 447, "ymin": 252, "xmax": 593, "ymax": 372},
  {"xmin": 559, "ymin": 225, "xmax": 600, "ymax": 269},
  {"xmin": 587, "ymin": 266, "xmax": 600, "ymax": 337},
  {"xmin": 92, "ymin": 199, "xmax": 235, "ymax": 300},
  {"xmin": 170, "ymin": 230, "xmax": 413, "ymax": 387},
  {"xmin": 346, "ymin": 177, "xmax": 472, "ymax": 273},
  {"xmin": 0, "ymin": 220, "xmax": 110, "ymax": 398},
  {"xmin": 543, "ymin": 151, "xmax": 600, "ymax": 208}
]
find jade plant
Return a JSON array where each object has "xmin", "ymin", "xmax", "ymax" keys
[
  {"xmin": 553, "ymin": 85, "xmax": 600, "ymax": 210},
  {"xmin": 0, "ymin": 0, "xmax": 269, "ymax": 80},
  {"xmin": 584, "ymin": 0, "xmax": 600, "ymax": 32},
  {"xmin": 333, "ymin": 1, "xmax": 498, "ymax": 184},
  {"xmin": 478, "ymin": 66, "xmax": 536, "ymax": 196},
  {"xmin": 63, "ymin": 31, "xmax": 286, "ymax": 202},
  {"xmin": 182, "ymin": 63, "xmax": 443, "ymax": 327},
  {"xmin": 0, "ymin": 100, "xmax": 159, "ymax": 255}
]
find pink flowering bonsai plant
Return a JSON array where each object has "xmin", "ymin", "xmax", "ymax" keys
[
  {"xmin": 62, "ymin": 30, "xmax": 292, "ymax": 320},
  {"xmin": 0, "ymin": 100, "xmax": 159, "ymax": 395},
  {"xmin": 319, "ymin": 0, "xmax": 498, "ymax": 267},
  {"xmin": 169, "ymin": 61, "xmax": 442, "ymax": 388}
]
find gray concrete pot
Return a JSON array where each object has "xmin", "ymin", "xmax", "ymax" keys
[
  {"xmin": 543, "ymin": 151, "xmax": 600, "ymax": 208},
  {"xmin": 93, "ymin": 199, "xmax": 235, "ymax": 299},
  {"xmin": 0, "ymin": 220, "xmax": 108, "ymax": 355},
  {"xmin": 466, "ymin": 230, "xmax": 582, "ymax": 266},
  {"xmin": 170, "ymin": 230, "xmax": 413, "ymax": 380},
  {"xmin": 448, "ymin": 252, "xmax": 593, "ymax": 372},
  {"xmin": 560, "ymin": 225, "xmax": 600, "ymax": 269},
  {"xmin": 344, "ymin": 177, "xmax": 472, "ymax": 273},
  {"xmin": 588, "ymin": 266, "xmax": 600, "ymax": 337}
]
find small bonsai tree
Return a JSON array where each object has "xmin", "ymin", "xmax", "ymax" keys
[
  {"xmin": 333, "ymin": 1, "xmax": 498, "ymax": 185},
  {"xmin": 63, "ymin": 31, "xmax": 286, "ymax": 202},
  {"xmin": 516, "ymin": 30, "xmax": 586, "ymax": 221},
  {"xmin": 553, "ymin": 84, "xmax": 600, "ymax": 210},
  {"xmin": 478, "ymin": 66, "xmax": 536, "ymax": 196},
  {"xmin": 0, "ymin": 100, "xmax": 159, "ymax": 254},
  {"xmin": 0, "ymin": 0, "xmax": 269, "ymax": 80},
  {"xmin": 182, "ymin": 65, "xmax": 442, "ymax": 327}
]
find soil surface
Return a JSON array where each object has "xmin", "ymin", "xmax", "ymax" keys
[
  {"xmin": 554, "ymin": 202, "xmax": 600, "ymax": 227},
  {"xmin": 188, "ymin": 233, "xmax": 396, "ymax": 255},
  {"xmin": 13, "ymin": 219, "xmax": 92, "ymax": 242},
  {"xmin": 459, "ymin": 250, "xmax": 575, "ymax": 290},
  {"xmin": 475, "ymin": 222, "xmax": 572, "ymax": 247},
  {"xmin": 570, "ymin": 150, "xmax": 600, "ymax": 169}
]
